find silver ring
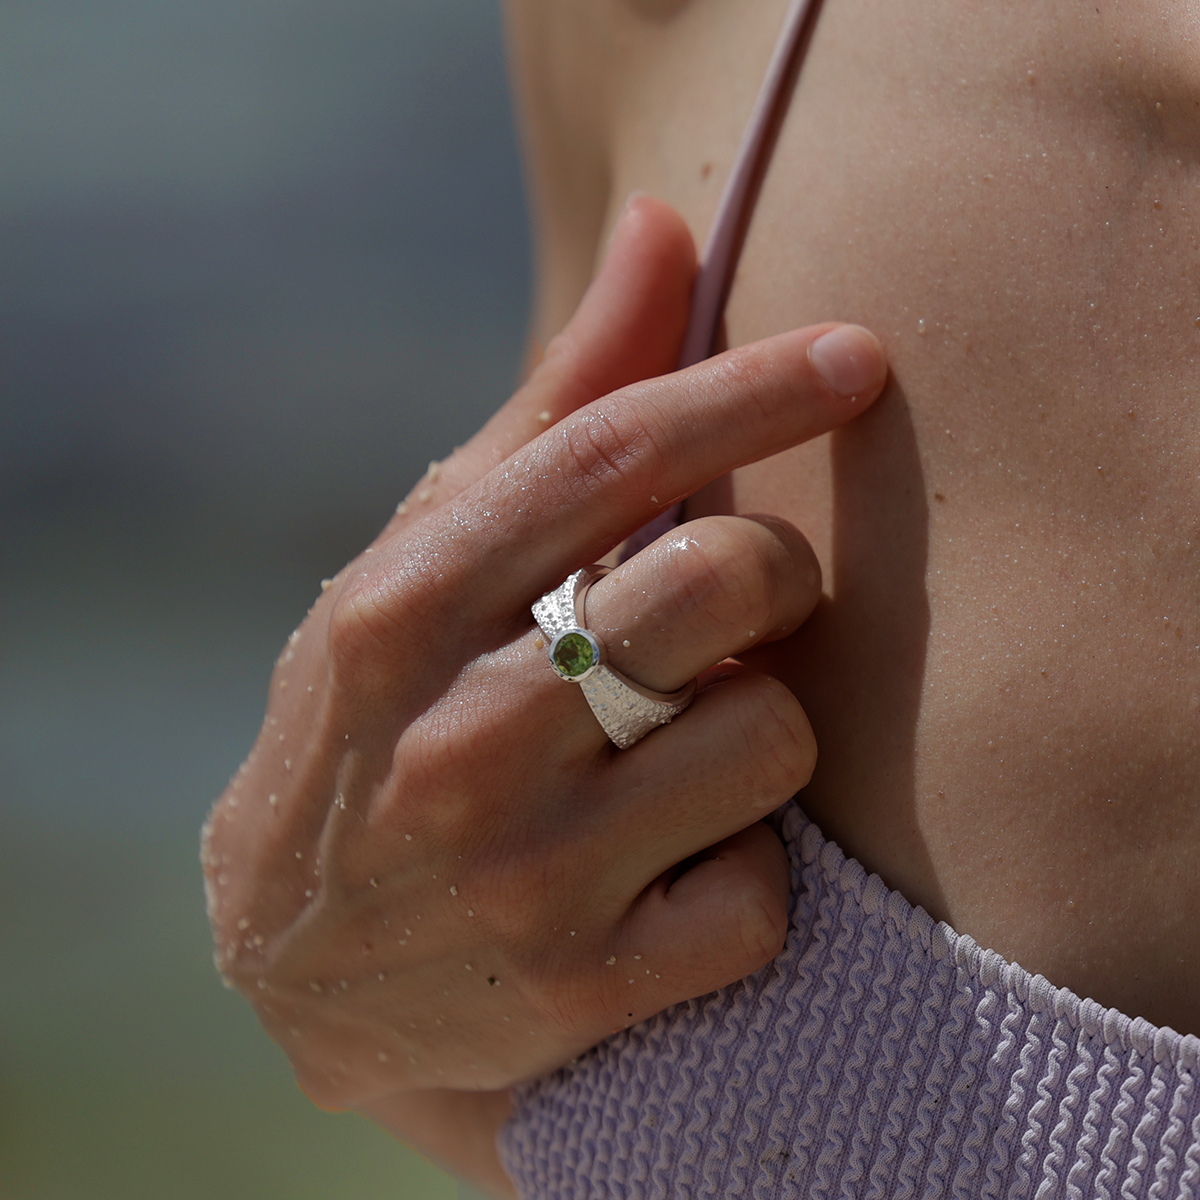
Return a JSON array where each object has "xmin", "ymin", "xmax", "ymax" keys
[{"xmin": 532, "ymin": 567, "xmax": 696, "ymax": 749}]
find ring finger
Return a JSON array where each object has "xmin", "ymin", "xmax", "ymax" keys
[{"xmin": 581, "ymin": 513, "xmax": 822, "ymax": 700}]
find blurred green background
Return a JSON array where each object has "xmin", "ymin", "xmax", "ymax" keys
[{"xmin": 0, "ymin": 1, "xmax": 529, "ymax": 1196}]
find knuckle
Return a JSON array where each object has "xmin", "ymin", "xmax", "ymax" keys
[
  {"xmin": 559, "ymin": 412, "xmax": 635, "ymax": 495},
  {"xmin": 738, "ymin": 678, "xmax": 817, "ymax": 794},
  {"xmin": 326, "ymin": 570, "xmax": 424, "ymax": 687},
  {"xmin": 556, "ymin": 393, "xmax": 669, "ymax": 501},
  {"xmin": 733, "ymin": 877, "xmax": 789, "ymax": 965},
  {"xmin": 751, "ymin": 515, "xmax": 822, "ymax": 598},
  {"xmin": 705, "ymin": 346, "xmax": 781, "ymax": 426},
  {"xmin": 662, "ymin": 519, "xmax": 781, "ymax": 634},
  {"xmin": 327, "ymin": 589, "xmax": 385, "ymax": 689}
]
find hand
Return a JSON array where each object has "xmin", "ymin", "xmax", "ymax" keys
[{"xmin": 201, "ymin": 197, "xmax": 888, "ymax": 1111}]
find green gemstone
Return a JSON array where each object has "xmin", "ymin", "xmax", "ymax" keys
[{"xmin": 552, "ymin": 631, "xmax": 597, "ymax": 679}]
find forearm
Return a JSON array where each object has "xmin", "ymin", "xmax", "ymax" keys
[{"xmin": 358, "ymin": 1088, "xmax": 517, "ymax": 1199}]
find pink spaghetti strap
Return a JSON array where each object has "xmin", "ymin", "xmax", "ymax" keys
[
  {"xmin": 621, "ymin": 0, "xmax": 820, "ymax": 559},
  {"xmin": 676, "ymin": 0, "xmax": 820, "ymax": 370}
]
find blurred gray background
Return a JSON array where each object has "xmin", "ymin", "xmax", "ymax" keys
[{"xmin": 0, "ymin": 1, "xmax": 529, "ymax": 1196}]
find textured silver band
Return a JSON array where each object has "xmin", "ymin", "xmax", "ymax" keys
[{"xmin": 532, "ymin": 567, "xmax": 696, "ymax": 749}]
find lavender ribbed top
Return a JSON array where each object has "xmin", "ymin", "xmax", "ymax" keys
[{"xmin": 499, "ymin": 804, "xmax": 1200, "ymax": 1198}]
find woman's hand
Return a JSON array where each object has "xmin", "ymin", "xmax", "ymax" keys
[{"xmin": 201, "ymin": 197, "xmax": 888, "ymax": 1111}]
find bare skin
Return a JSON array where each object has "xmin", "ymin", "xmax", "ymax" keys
[
  {"xmin": 211, "ymin": 1, "xmax": 1200, "ymax": 1191},
  {"xmin": 511, "ymin": 0, "xmax": 1200, "ymax": 1036},
  {"xmin": 202, "ymin": 197, "xmax": 888, "ymax": 1196}
]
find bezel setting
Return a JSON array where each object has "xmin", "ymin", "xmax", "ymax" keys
[{"xmin": 549, "ymin": 627, "xmax": 603, "ymax": 682}]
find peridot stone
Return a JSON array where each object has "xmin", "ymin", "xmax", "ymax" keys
[{"xmin": 552, "ymin": 631, "xmax": 597, "ymax": 680}]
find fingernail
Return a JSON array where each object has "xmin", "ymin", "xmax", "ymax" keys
[
  {"xmin": 606, "ymin": 192, "xmax": 649, "ymax": 249},
  {"xmin": 808, "ymin": 325, "xmax": 885, "ymax": 399}
]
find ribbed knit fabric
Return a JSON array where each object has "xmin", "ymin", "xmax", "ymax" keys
[{"xmin": 498, "ymin": 804, "xmax": 1200, "ymax": 1199}]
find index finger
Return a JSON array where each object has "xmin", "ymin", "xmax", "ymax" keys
[{"xmin": 357, "ymin": 322, "xmax": 886, "ymax": 641}]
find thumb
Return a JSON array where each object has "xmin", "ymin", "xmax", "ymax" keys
[
  {"xmin": 503, "ymin": 193, "xmax": 697, "ymax": 436},
  {"xmin": 383, "ymin": 195, "xmax": 697, "ymax": 536}
]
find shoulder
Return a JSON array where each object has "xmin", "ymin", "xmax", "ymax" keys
[{"xmin": 504, "ymin": 0, "xmax": 625, "ymax": 339}]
